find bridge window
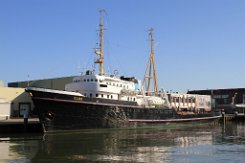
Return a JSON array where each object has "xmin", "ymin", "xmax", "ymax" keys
[{"xmin": 100, "ymin": 84, "xmax": 107, "ymax": 87}]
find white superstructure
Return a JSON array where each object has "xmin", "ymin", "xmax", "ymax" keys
[
  {"xmin": 65, "ymin": 70, "xmax": 140, "ymax": 102},
  {"xmin": 65, "ymin": 72, "xmax": 168, "ymax": 108}
]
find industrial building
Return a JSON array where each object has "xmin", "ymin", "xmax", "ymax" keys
[
  {"xmin": 0, "ymin": 76, "xmax": 74, "ymax": 118},
  {"xmin": 8, "ymin": 76, "xmax": 74, "ymax": 90},
  {"xmin": 188, "ymin": 88, "xmax": 245, "ymax": 114},
  {"xmin": 0, "ymin": 84, "xmax": 32, "ymax": 119}
]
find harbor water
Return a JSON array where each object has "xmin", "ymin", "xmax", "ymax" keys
[{"xmin": 1, "ymin": 122, "xmax": 245, "ymax": 163}]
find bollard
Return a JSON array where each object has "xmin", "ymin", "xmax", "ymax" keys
[
  {"xmin": 221, "ymin": 111, "xmax": 225, "ymax": 124},
  {"xmin": 24, "ymin": 113, "xmax": 29, "ymax": 132}
]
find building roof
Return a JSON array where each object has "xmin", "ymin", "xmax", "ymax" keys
[{"xmin": 0, "ymin": 87, "xmax": 25, "ymax": 101}]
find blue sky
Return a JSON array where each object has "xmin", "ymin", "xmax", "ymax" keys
[{"xmin": 1, "ymin": 0, "xmax": 245, "ymax": 92}]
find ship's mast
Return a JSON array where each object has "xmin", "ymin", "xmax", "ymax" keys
[
  {"xmin": 95, "ymin": 9, "xmax": 105, "ymax": 75},
  {"xmin": 143, "ymin": 28, "xmax": 158, "ymax": 94}
]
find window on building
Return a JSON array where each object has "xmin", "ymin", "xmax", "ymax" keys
[
  {"xmin": 96, "ymin": 94, "xmax": 98, "ymax": 97},
  {"xmin": 90, "ymin": 93, "xmax": 92, "ymax": 98},
  {"xmin": 176, "ymin": 98, "xmax": 179, "ymax": 103}
]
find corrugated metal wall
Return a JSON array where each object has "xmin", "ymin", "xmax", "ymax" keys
[{"xmin": 8, "ymin": 76, "xmax": 74, "ymax": 90}]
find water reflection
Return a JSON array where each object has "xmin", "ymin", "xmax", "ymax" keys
[
  {"xmin": 32, "ymin": 125, "xmax": 222, "ymax": 162},
  {"xmin": 221, "ymin": 121, "xmax": 245, "ymax": 144},
  {"xmin": 0, "ymin": 134, "xmax": 40, "ymax": 163},
  {"xmin": 1, "ymin": 122, "xmax": 245, "ymax": 163}
]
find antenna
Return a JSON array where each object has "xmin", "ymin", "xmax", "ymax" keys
[
  {"xmin": 27, "ymin": 74, "xmax": 30, "ymax": 87},
  {"xmin": 143, "ymin": 28, "xmax": 158, "ymax": 95}
]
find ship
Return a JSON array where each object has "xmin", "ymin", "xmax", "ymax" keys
[{"xmin": 26, "ymin": 10, "xmax": 221, "ymax": 132}]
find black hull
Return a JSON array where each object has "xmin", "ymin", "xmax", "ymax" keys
[{"xmin": 26, "ymin": 88, "xmax": 221, "ymax": 132}]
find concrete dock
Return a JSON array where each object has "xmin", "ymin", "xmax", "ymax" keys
[
  {"xmin": 222, "ymin": 113, "xmax": 245, "ymax": 122},
  {"xmin": 0, "ymin": 118, "xmax": 42, "ymax": 133}
]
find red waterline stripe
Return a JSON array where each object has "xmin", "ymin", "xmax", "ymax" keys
[{"xmin": 128, "ymin": 115, "xmax": 222, "ymax": 123}]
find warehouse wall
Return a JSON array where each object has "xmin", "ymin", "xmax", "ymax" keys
[
  {"xmin": 0, "ymin": 99, "xmax": 11, "ymax": 119},
  {"xmin": 0, "ymin": 80, "xmax": 4, "ymax": 87},
  {"xmin": 8, "ymin": 76, "xmax": 74, "ymax": 90},
  {"xmin": 0, "ymin": 87, "xmax": 33, "ymax": 117}
]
